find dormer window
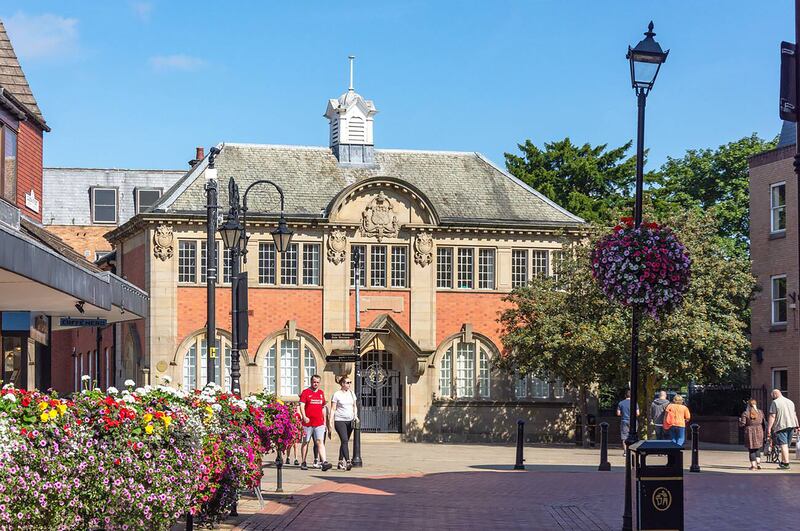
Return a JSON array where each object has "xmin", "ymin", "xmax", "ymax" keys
[
  {"xmin": 91, "ymin": 187, "xmax": 118, "ymax": 224},
  {"xmin": 136, "ymin": 188, "xmax": 162, "ymax": 213}
]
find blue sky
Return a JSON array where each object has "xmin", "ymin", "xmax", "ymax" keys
[{"xmin": 1, "ymin": 1, "xmax": 793, "ymax": 171}]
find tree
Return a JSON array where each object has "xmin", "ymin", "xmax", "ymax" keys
[
  {"xmin": 499, "ymin": 209, "xmax": 755, "ymax": 441},
  {"xmin": 651, "ymin": 134, "xmax": 777, "ymax": 257},
  {"xmin": 504, "ymin": 138, "xmax": 638, "ymax": 224}
]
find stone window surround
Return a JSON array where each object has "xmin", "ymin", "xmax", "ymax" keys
[
  {"xmin": 180, "ymin": 332, "xmax": 233, "ymax": 391},
  {"xmin": 255, "ymin": 323, "xmax": 325, "ymax": 400},
  {"xmin": 435, "ymin": 326, "xmax": 498, "ymax": 401},
  {"xmin": 437, "ymin": 246, "xmax": 497, "ymax": 291},
  {"xmin": 176, "ymin": 238, "xmax": 324, "ymax": 288},
  {"xmin": 350, "ymin": 243, "xmax": 410, "ymax": 291}
]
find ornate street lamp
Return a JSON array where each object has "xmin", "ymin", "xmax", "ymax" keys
[
  {"xmin": 622, "ymin": 21, "xmax": 667, "ymax": 531},
  {"xmin": 271, "ymin": 215, "xmax": 293, "ymax": 253},
  {"xmin": 218, "ymin": 214, "xmax": 243, "ymax": 252}
]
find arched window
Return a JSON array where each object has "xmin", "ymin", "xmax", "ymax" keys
[
  {"xmin": 438, "ymin": 335, "xmax": 493, "ymax": 399},
  {"xmin": 259, "ymin": 331, "xmax": 321, "ymax": 397},
  {"xmin": 181, "ymin": 335, "xmax": 232, "ymax": 391}
]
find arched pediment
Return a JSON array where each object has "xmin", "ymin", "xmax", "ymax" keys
[{"xmin": 326, "ymin": 177, "xmax": 440, "ymax": 227}]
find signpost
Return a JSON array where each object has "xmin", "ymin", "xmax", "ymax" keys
[
  {"xmin": 325, "ymin": 355, "xmax": 360, "ymax": 363},
  {"xmin": 324, "ymin": 332, "xmax": 360, "ymax": 341}
]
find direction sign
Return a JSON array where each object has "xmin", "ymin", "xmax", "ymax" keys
[
  {"xmin": 356, "ymin": 327, "xmax": 390, "ymax": 334},
  {"xmin": 324, "ymin": 332, "xmax": 359, "ymax": 340},
  {"xmin": 325, "ymin": 355, "xmax": 360, "ymax": 363},
  {"xmin": 60, "ymin": 317, "xmax": 108, "ymax": 327}
]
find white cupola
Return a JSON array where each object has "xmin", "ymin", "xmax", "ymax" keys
[{"xmin": 324, "ymin": 56, "xmax": 378, "ymax": 164}]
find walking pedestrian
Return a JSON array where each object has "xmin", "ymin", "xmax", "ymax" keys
[
  {"xmin": 767, "ymin": 389, "xmax": 799, "ymax": 470},
  {"xmin": 331, "ymin": 375, "xmax": 358, "ymax": 470},
  {"xmin": 739, "ymin": 399, "xmax": 765, "ymax": 470},
  {"xmin": 616, "ymin": 389, "xmax": 639, "ymax": 453},
  {"xmin": 298, "ymin": 374, "xmax": 333, "ymax": 471},
  {"xmin": 663, "ymin": 394, "xmax": 691, "ymax": 447},
  {"xmin": 649, "ymin": 391, "xmax": 670, "ymax": 440}
]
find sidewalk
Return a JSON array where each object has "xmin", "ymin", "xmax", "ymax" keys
[{"xmin": 215, "ymin": 439, "xmax": 800, "ymax": 530}]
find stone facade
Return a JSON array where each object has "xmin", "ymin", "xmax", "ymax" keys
[{"xmin": 749, "ymin": 144, "xmax": 800, "ymax": 401}]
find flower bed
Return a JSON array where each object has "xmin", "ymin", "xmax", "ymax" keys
[
  {"xmin": 591, "ymin": 217, "xmax": 691, "ymax": 317},
  {"xmin": 0, "ymin": 380, "xmax": 300, "ymax": 530}
]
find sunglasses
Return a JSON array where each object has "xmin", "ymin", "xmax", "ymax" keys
[{"xmin": 344, "ymin": 381, "xmax": 352, "ymax": 384}]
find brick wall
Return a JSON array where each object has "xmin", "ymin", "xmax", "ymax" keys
[
  {"xmin": 50, "ymin": 326, "xmax": 115, "ymax": 393},
  {"xmin": 15, "ymin": 120, "xmax": 43, "ymax": 222},
  {"xmin": 46, "ymin": 225, "xmax": 113, "ymax": 261},
  {"xmin": 749, "ymin": 148, "xmax": 800, "ymax": 401},
  {"xmin": 436, "ymin": 291, "xmax": 509, "ymax": 349},
  {"xmin": 177, "ymin": 287, "xmax": 324, "ymax": 353},
  {"xmin": 122, "ymin": 243, "xmax": 146, "ymax": 290}
]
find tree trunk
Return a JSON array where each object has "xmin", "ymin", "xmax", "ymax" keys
[
  {"xmin": 580, "ymin": 385, "xmax": 590, "ymax": 448},
  {"xmin": 642, "ymin": 373, "xmax": 657, "ymax": 440}
]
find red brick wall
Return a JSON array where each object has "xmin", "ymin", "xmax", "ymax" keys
[
  {"xmin": 15, "ymin": 121, "xmax": 43, "ymax": 222},
  {"xmin": 177, "ymin": 287, "xmax": 324, "ymax": 351},
  {"xmin": 749, "ymin": 149, "xmax": 800, "ymax": 401},
  {"xmin": 122, "ymin": 243, "xmax": 146, "ymax": 291},
  {"xmin": 436, "ymin": 292, "xmax": 509, "ymax": 350},
  {"xmin": 350, "ymin": 289, "xmax": 411, "ymax": 333},
  {"xmin": 50, "ymin": 326, "xmax": 115, "ymax": 393}
]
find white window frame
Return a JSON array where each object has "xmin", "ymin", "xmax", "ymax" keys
[
  {"xmin": 135, "ymin": 187, "xmax": 162, "ymax": 214},
  {"xmin": 182, "ymin": 335, "xmax": 233, "ymax": 391},
  {"xmin": 438, "ymin": 337, "xmax": 492, "ymax": 399},
  {"xmin": 477, "ymin": 248, "xmax": 495, "ymax": 290},
  {"xmin": 259, "ymin": 242, "xmax": 277, "ymax": 285},
  {"xmin": 91, "ymin": 187, "xmax": 118, "ymax": 224},
  {"xmin": 437, "ymin": 247, "xmax": 453, "ymax": 289},
  {"xmin": 770, "ymin": 182, "xmax": 786, "ymax": 234},
  {"xmin": 261, "ymin": 335, "xmax": 320, "ymax": 398},
  {"xmin": 771, "ymin": 274, "xmax": 788, "ymax": 325},
  {"xmin": 511, "ymin": 249, "xmax": 529, "ymax": 288},
  {"xmin": 391, "ymin": 246, "xmax": 408, "ymax": 288},
  {"xmin": 532, "ymin": 250, "xmax": 549, "ymax": 278},
  {"xmin": 515, "ymin": 372, "xmax": 566, "ymax": 400},
  {"xmin": 178, "ymin": 240, "xmax": 197, "ymax": 283},
  {"xmin": 302, "ymin": 243, "xmax": 321, "ymax": 286},
  {"xmin": 457, "ymin": 248, "xmax": 474, "ymax": 289}
]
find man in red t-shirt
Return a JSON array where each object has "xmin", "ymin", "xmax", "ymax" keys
[{"xmin": 298, "ymin": 374, "xmax": 332, "ymax": 471}]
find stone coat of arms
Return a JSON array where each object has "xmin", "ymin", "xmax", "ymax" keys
[
  {"xmin": 361, "ymin": 191, "xmax": 399, "ymax": 242},
  {"xmin": 414, "ymin": 233, "xmax": 434, "ymax": 267},
  {"xmin": 153, "ymin": 225, "xmax": 174, "ymax": 261},
  {"xmin": 327, "ymin": 230, "xmax": 347, "ymax": 265}
]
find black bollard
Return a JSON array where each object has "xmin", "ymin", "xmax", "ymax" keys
[
  {"xmin": 598, "ymin": 421, "xmax": 611, "ymax": 471},
  {"xmin": 275, "ymin": 449, "xmax": 284, "ymax": 493},
  {"xmin": 690, "ymin": 423, "xmax": 700, "ymax": 473},
  {"xmin": 185, "ymin": 512, "xmax": 193, "ymax": 531},
  {"xmin": 514, "ymin": 419, "xmax": 526, "ymax": 470}
]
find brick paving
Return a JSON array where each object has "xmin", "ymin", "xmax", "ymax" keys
[{"xmin": 235, "ymin": 469, "xmax": 800, "ymax": 530}]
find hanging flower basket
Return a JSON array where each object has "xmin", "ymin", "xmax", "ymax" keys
[{"xmin": 591, "ymin": 217, "xmax": 691, "ymax": 317}]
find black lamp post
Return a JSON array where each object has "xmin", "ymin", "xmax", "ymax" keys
[
  {"xmin": 622, "ymin": 21, "xmax": 668, "ymax": 531},
  {"xmin": 219, "ymin": 177, "xmax": 293, "ymax": 395}
]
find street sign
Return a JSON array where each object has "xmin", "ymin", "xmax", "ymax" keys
[
  {"xmin": 357, "ymin": 327, "xmax": 390, "ymax": 334},
  {"xmin": 59, "ymin": 317, "xmax": 107, "ymax": 327},
  {"xmin": 325, "ymin": 355, "xmax": 360, "ymax": 363},
  {"xmin": 324, "ymin": 332, "xmax": 359, "ymax": 340}
]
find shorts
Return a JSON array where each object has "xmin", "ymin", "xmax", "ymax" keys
[
  {"xmin": 620, "ymin": 421, "xmax": 630, "ymax": 442},
  {"xmin": 303, "ymin": 425, "xmax": 326, "ymax": 442},
  {"xmin": 774, "ymin": 428, "xmax": 795, "ymax": 446}
]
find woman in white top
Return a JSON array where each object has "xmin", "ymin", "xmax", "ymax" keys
[{"xmin": 331, "ymin": 376, "xmax": 359, "ymax": 470}]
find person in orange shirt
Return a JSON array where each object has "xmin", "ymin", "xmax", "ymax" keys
[{"xmin": 664, "ymin": 394, "xmax": 691, "ymax": 447}]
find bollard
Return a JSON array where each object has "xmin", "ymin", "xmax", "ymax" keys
[
  {"xmin": 598, "ymin": 422, "xmax": 611, "ymax": 471},
  {"xmin": 275, "ymin": 449, "xmax": 284, "ymax": 493},
  {"xmin": 689, "ymin": 423, "xmax": 700, "ymax": 473},
  {"xmin": 185, "ymin": 512, "xmax": 193, "ymax": 531},
  {"xmin": 514, "ymin": 419, "xmax": 526, "ymax": 470}
]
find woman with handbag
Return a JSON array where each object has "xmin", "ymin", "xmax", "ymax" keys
[
  {"xmin": 331, "ymin": 376, "xmax": 359, "ymax": 470},
  {"xmin": 739, "ymin": 399, "xmax": 765, "ymax": 470}
]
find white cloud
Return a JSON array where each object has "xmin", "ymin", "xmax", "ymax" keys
[
  {"xmin": 130, "ymin": 1, "xmax": 153, "ymax": 21},
  {"xmin": 4, "ymin": 12, "xmax": 80, "ymax": 61},
  {"xmin": 149, "ymin": 54, "xmax": 205, "ymax": 72}
]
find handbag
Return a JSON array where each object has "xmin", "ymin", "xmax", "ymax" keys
[
  {"xmin": 663, "ymin": 405, "xmax": 676, "ymax": 431},
  {"xmin": 350, "ymin": 389, "xmax": 360, "ymax": 428}
]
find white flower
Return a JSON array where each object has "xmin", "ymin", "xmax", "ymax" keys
[
  {"xmin": 106, "ymin": 387, "xmax": 119, "ymax": 395},
  {"xmin": 2, "ymin": 394, "xmax": 16, "ymax": 403},
  {"xmin": 211, "ymin": 403, "xmax": 222, "ymax": 412},
  {"xmin": 1, "ymin": 383, "xmax": 14, "ymax": 390},
  {"xmin": 121, "ymin": 394, "xmax": 135, "ymax": 404},
  {"xmin": 81, "ymin": 375, "xmax": 91, "ymax": 382},
  {"xmin": 134, "ymin": 387, "xmax": 145, "ymax": 395},
  {"xmin": 121, "ymin": 390, "xmax": 131, "ymax": 396},
  {"xmin": 124, "ymin": 379, "xmax": 136, "ymax": 387}
]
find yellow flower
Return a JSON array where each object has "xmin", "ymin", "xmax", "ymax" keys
[
  {"xmin": 57, "ymin": 404, "xmax": 67, "ymax": 415},
  {"xmin": 161, "ymin": 415, "xmax": 172, "ymax": 428},
  {"xmin": 276, "ymin": 399, "xmax": 284, "ymax": 405},
  {"xmin": 38, "ymin": 402, "xmax": 48, "ymax": 411},
  {"xmin": 145, "ymin": 424, "xmax": 154, "ymax": 435},
  {"xmin": 48, "ymin": 409, "xmax": 58, "ymax": 420},
  {"xmin": 205, "ymin": 406, "xmax": 213, "ymax": 416},
  {"xmin": 143, "ymin": 413, "xmax": 153, "ymax": 423},
  {"xmin": 40, "ymin": 412, "xmax": 49, "ymax": 422}
]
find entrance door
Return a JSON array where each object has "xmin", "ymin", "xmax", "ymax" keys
[{"xmin": 360, "ymin": 350, "xmax": 402, "ymax": 433}]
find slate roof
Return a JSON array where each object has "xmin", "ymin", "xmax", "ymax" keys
[
  {"xmin": 0, "ymin": 20, "xmax": 46, "ymax": 127},
  {"xmin": 777, "ymin": 120, "xmax": 795, "ymax": 148},
  {"xmin": 155, "ymin": 144, "xmax": 584, "ymax": 227}
]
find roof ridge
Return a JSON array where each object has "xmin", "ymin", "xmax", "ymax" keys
[{"xmin": 45, "ymin": 167, "xmax": 185, "ymax": 173}]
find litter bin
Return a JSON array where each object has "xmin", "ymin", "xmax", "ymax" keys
[{"xmin": 630, "ymin": 440, "xmax": 683, "ymax": 531}]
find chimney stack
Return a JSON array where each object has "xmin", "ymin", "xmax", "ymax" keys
[{"xmin": 188, "ymin": 146, "xmax": 205, "ymax": 167}]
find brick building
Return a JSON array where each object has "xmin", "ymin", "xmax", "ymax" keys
[
  {"xmin": 105, "ymin": 76, "xmax": 585, "ymax": 441},
  {"xmin": 0, "ymin": 20, "xmax": 146, "ymax": 391},
  {"xmin": 749, "ymin": 121, "xmax": 799, "ymax": 401}
]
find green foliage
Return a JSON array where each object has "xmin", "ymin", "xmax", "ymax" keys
[
  {"xmin": 504, "ymin": 138, "xmax": 638, "ymax": 224},
  {"xmin": 499, "ymin": 210, "xmax": 756, "ymax": 393}
]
